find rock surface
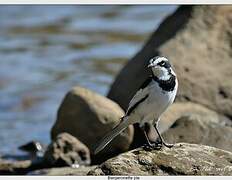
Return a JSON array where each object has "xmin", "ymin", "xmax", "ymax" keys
[
  {"xmin": 43, "ymin": 133, "xmax": 91, "ymax": 167},
  {"xmin": 51, "ymin": 86, "xmax": 134, "ymax": 162},
  {"xmin": 29, "ymin": 166, "xmax": 97, "ymax": 175},
  {"xmin": 159, "ymin": 102, "xmax": 231, "ymax": 134},
  {"xmin": 89, "ymin": 143, "xmax": 232, "ymax": 175},
  {"xmin": 0, "ymin": 159, "xmax": 32, "ymax": 175},
  {"xmin": 162, "ymin": 114, "xmax": 232, "ymax": 153},
  {"xmin": 107, "ymin": 5, "xmax": 232, "ymax": 119}
]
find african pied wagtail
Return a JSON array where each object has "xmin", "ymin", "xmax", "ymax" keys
[{"xmin": 94, "ymin": 56, "xmax": 178, "ymax": 154}]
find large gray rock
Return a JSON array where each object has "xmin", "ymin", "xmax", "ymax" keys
[
  {"xmin": 43, "ymin": 133, "xmax": 91, "ymax": 167},
  {"xmin": 51, "ymin": 86, "xmax": 134, "ymax": 162},
  {"xmin": 107, "ymin": 5, "xmax": 232, "ymax": 119},
  {"xmin": 88, "ymin": 143, "xmax": 232, "ymax": 175},
  {"xmin": 162, "ymin": 114, "xmax": 232, "ymax": 152}
]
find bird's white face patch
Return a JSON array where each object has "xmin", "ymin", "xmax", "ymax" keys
[
  {"xmin": 149, "ymin": 56, "xmax": 172, "ymax": 80},
  {"xmin": 152, "ymin": 66, "xmax": 170, "ymax": 80}
]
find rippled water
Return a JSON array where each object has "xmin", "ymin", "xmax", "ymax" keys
[{"xmin": 0, "ymin": 5, "xmax": 177, "ymax": 155}]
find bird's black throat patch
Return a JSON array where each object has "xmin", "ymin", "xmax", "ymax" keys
[{"xmin": 153, "ymin": 73, "xmax": 176, "ymax": 92}]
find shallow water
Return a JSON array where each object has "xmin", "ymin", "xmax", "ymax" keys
[{"xmin": 0, "ymin": 5, "xmax": 177, "ymax": 155}]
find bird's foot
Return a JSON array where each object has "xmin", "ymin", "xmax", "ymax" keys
[
  {"xmin": 142, "ymin": 142, "xmax": 162, "ymax": 151},
  {"xmin": 143, "ymin": 141, "xmax": 174, "ymax": 151},
  {"xmin": 162, "ymin": 142, "xmax": 174, "ymax": 148}
]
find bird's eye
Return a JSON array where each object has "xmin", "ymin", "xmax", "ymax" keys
[
  {"xmin": 158, "ymin": 61, "xmax": 166, "ymax": 66},
  {"xmin": 158, "ymin": 61, "xmax": 171, "ymax": 68}
]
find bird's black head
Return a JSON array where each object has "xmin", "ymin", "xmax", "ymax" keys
[{"xmin": 148, "ymin": 56, "xmax": 171, "ymax": 69}]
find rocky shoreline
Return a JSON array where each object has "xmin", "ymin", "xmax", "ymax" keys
[{"xmin": 1, "ymin": 5, "xmax": 232, "ymax": 175}]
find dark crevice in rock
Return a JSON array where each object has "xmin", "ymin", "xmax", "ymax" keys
[
  {"xmin": 219, "ymin": 88, "xmax": 228, "ymax": 99},
  {"xmin": 79, "ymin": 150, "xmax": 87, "ymax": 161},
  {"xmin": 192, "ymin": 165, "xmax": 200, "ymax": 174},
  {"xmin": 145, "ymin": 164, "xmax": 158, "ymax": 175},
  {"xmin": 177, "ymin": 95, "xmax": 191, "ymax": 102},
  {"xmin": 224, "ymin": 113, "xmax": 232, "ymax": 121},
  {"xmin": 69, "ymin": 157, "xmax": 76, "ymax": 164},
  {"xmin": 184, "ymin": 67, "xmax": 190, "ymax": 72},
  {"xmin": 169, "ymin": 121, "xmax": 180, "ymax": 129},
  {"xmin": 132, "ymin": 150, "xmax": 140, "ymax": 155},
  {"xmin": 100, "ymin": 164, "xmax": 112, "ymax": 175},
  {"xmin": 137, "ymin": 159, "xmax": 155, "ymax": 175},
  {"xmin": 158, "ymin": 165, "xmax": 186, "ymax": 175}
]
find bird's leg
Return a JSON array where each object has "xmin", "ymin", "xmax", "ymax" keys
[
  {"xmin": 141, "ymin": 123, "xmax": 162, "ymax": 150},
  {"xmin": 142, "ymin": 128, "xmax": 153, "ymax": 147},
  {"xmin": 154, "ymin": 122, "xmax": 173, "ymax": 148}
]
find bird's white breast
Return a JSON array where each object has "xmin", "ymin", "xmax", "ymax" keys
[{"xmin": 136, "ymin": 79, "xmax": 177, "ymax": 125}]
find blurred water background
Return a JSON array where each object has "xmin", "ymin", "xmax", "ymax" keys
[{"xmin": 0, "ymin": 5, "xmax": 177, "ymax": 155}]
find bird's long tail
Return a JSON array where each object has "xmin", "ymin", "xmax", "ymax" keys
[{"xmin": 94, "ymin": 116, "xmax": 129, "ymax": 154}]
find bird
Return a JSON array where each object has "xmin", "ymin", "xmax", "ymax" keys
[{"xmin": 94, "ymin": 56, "xmax": 178, "ymax": 154}]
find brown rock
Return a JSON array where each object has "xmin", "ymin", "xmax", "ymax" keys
[
  {"xmin": 51, "ymin": 86, "xmax": 134, "ymax": 162},
  {"xmin": 43, "ymin": 133, "xmax": 90, "ymax": 167},
  {"xmin": 28, "ymin": 166, "xmax": 97, "ymax": 175},
  {"xmin": 88, "ymin": 143, "xmax": 232, "ymax": 175},
  {"xmin": 0, "ymin": 159, "xmax": 31, "ymax": 175},
  {"xmin": 159, "ymin": 102, "xmax": 231, "ymax": 134},
  {"xmin": 162, "ymin": 114, "xmax": 232, "ymax": 152},
  {"xmin": 107, "ymin": 5, "xmax": 232, "ymax": 119}
]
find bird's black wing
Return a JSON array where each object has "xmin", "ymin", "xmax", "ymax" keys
[
  {"xmin": 139, "ymin": 75, "xmax": 153, "ymax": 89},
  {"xmin": 125, "ymin": 76, "xmax": 153, "ymax": 116}
]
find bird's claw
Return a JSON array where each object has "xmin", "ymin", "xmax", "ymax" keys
[
  {"xmin": 163, "ymin": 143, "xmax": 174, "ymax": 148},
  {"xmin": 143, "ymin": 141, "xmax": 174, "ymax": 151},
  {"xmin": 142, "ymin": 142, "xmax": 162, "ymax": 151}
]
